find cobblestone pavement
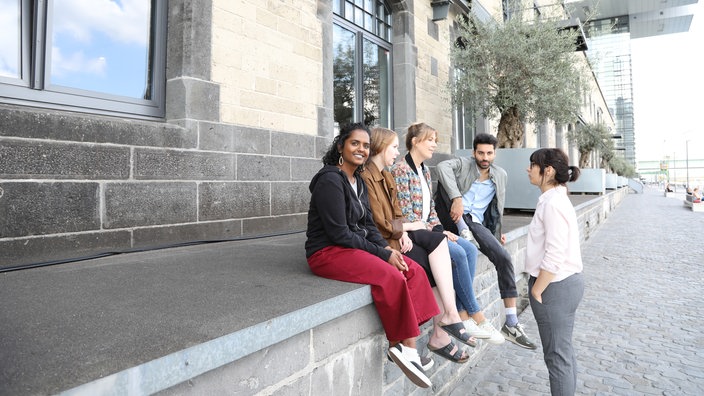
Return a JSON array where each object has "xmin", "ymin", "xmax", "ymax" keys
[{"xmin": 449, "ymin": 187, "xmax": 704, "ymax": 395}]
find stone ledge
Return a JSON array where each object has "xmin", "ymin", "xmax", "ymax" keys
[{"xmin": 0, "ymin": 190, "xmax": 628, "ymax": 395}]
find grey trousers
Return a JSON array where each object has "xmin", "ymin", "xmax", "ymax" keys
[{"xmin": 529, "ymin": 273, "xmax": 584, "ymax": 396}]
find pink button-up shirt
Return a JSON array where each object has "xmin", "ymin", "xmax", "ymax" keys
[{"xmin": 526, "ymin": 185, "xmax": 583, "ymax": 281}]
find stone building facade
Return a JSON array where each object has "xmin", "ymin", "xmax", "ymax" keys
[{"xmin": 0, "ymin": 0, "xmax": 611, "ymax": 268}]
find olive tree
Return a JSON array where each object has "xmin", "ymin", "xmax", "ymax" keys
[
  {"xmin": 567, "ymin": 122, "xmax": 611, "ymax": 168},
  {"xmin": 450, "ymin": 12, "xmax": 589, "ymax": 148}
]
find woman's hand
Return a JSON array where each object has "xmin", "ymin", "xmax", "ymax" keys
[
  {"xmin": 443, "ymin": 230, "xmax": 458, "ymax": 242},
  {"xmin": 403, "ymin": 221, "xmax": 426, "ymax": 231},
  {"xmin": 531, "ymin": 290, "xmax": 543, "ymax": 303},
  {"xmin": 399, "ymin": 232, "xmax": 413, "ymax": 253},
  {"xmin": 387, "ymin": 249, "xmax": 408, "ymax": 272}
]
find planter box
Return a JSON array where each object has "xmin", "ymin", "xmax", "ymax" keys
[
  {"xmin": 618, "ymin": 176, "xmax": 627, "ymax": 187},
  {"xmin": 494, "ymin": 148, "xmax": 541, "ymax": 210},
  {"xmin": 568, "ymin": 168, "xmax": 605, "ymax": 194},
  {"xmin": 605, "ymin": 173, "xmax": 618, "ymax": 190}
]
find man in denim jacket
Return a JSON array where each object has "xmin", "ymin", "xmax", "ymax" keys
[{"xmin": 435, "ymin": 133, "xmax": 537, "ymax": 350}]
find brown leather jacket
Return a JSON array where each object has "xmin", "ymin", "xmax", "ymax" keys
[{"xmin": 360, "ymin": 162, "xmax": 405, "ymax": 250}]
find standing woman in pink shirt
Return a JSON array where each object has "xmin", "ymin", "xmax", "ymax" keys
[{"xmin": 526, "ymin": 148, "xmax": 584, "ymax": 396}]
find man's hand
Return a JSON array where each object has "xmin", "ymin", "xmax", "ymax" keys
[
  {"xmin": 500, "ymin": 234, "xmax": 506, "ymax": 245},
  {"xmin": 450, "ymin": 198, "xmax": 464, "ymax": 223}
]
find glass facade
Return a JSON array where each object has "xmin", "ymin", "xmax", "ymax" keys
[{"xmin": 584, "ymin": 17, "xmax": 636, "ymax": 166}]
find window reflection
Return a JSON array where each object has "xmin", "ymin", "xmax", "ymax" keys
[
  {"xmin": 333, "ymin": 24, "xmax": 356, "ymax": 127},
  {"xmin": 47, "ymin": 0, "xmax": 152, "ymax": 99},
  {"xmin": 362, "ymin": 38, "xmax": 389, "ymax": 127},
  {"xmin": 0, "ymin": 0, "xmax": 20, "ymax": 79}
]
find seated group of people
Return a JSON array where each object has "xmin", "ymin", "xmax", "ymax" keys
[
  {"xmin": 304, "ymin": 122, "xmax": 535, "ymax": 388},
  {"xmin": 686, "ymin": 187, "xmax": 702, "ymax": 202},
  {"xmin": 305, "ymin": 122, "xmax": 585, "ymax": 395}
]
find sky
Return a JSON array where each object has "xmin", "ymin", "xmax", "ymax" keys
[
  {"xmin": 0, "ymin": 0, "xmax": 149, "ymax": 99},
  {"xmin": 630, "ymin": 1, "xmax": 704, "ymax": 164}
]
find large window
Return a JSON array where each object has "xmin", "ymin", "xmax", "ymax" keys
[
  {"xmin": 0, "ymin": 0, "xmax": 167, "ymax": 118},
  {"xmin": 332, "ymin": 0, "xmax": 392, "ymax": 128}
]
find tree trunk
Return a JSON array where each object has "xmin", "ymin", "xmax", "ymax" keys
[
  {"xmin": 497, "ymin": 106, "xmax": 523, "ymax": 148},
  {"xmin": 578, "ymin": 150, "xmax": 590, "ymax": 168}
]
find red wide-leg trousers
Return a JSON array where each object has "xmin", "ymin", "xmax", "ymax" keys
[{"xmin": 308, "ymin": 246, "xmax": 439, "ymax": 342}]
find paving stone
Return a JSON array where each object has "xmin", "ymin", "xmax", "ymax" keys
[{"xmin": 448, "ymin": 188, "xmax": 704, "ymax": 395}]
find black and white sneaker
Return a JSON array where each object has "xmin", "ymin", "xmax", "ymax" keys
[
  {"xmin": 419, "ymin": 355, "xmax": 434, "ymax": 371},
  {"xmin": 501, "ymin": 322, "xmax": 537, "ymax": 350},
  {"xmin": 387, "ymin": 344, "xmax": 432, "ymax": 388}
]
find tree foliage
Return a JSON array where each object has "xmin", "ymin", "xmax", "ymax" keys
[
  {"xmin": 450, "ymin": 12, "xmax": 589, "ymax": 148},
  {"xmin": 566, "ymin": 122, "xmax": 611, "ymax": 168}
]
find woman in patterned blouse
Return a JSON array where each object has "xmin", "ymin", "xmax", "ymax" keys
[{"xmin": 391, "ymin": 122, "xmax": 504, "ymax": 344}]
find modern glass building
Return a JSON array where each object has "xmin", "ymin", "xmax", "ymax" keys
[{"xmin": 564, "ymin": 0, "xmax": 699, "ymax": 168}]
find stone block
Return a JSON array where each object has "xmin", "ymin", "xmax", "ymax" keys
[
  {"xmin": 104, "ymin": 182, "xmax": 197, "ymax": 228},
  {"xmin": 0, "ymin": 140, "xmax": 130, "ymax": 179},
  {"xmin": 236, "ymin": 155, "xmax": 291, "ymax": 181},
  {"xmin": 199, "ymin": 182, "xmax": 270, "ymax": 221},
  {"xmin": 315, "ymin": 135, "xmax": 332, "ymax": 158},
  {"xmin": 156, "ymin": 331, "xmax": 310, "ymax": 396},
  {"xmin": 198, "ymin": 122, "xmax": 270, "ymax": 154},
  {"xmin": 131, "ymin": 220, "xmax": 243, "ymax": 249},
  {"xmin": 312, "ymin": 305, "xmax": 382, "ymax": 361},
  {"xmin": 265, "ymin": 374, "xmax": 311, "ymax": 396},
  {"xmin": 166, "ymin": 0, "xmax": 212, "ymax": 80},
  {"xmin": 271, "ymin": 131, "xmax": 316, "ymax": 158},
  {"xmin": 0, "ymin": 182, "xmax": 99, "ymax": 237},
  {"xmin": 134, "ymin": 149, "xmax": 235, "ymax": 180},
  {"xmin": 0, "ymin": 105, "xmax": 195, "ymax": 148},
  {"xmin": 292, "ymin": 158, "xmax": 322, "ymax": 181},
  {"xmin": 310, "ymin": 339, "xmax": 384, "ymax": 395},
  {"xmin": 242, "ymin": 214, "xmax": 306, "ymax": 236},
  {"xmin": 271, "ymin": 182, "xmax": 310, "ymax": 215},
  {"xmin": 166, "ymin": 78, "xmax": 220, "ymax": 121},
  {"xmin": 0, "ymin": 230, "xmax": 131, "ymax": 269}
]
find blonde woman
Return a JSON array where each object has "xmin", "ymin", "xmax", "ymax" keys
[
  {"xmin": 361, "ymin": 127, "xmax": 474, "ymax": 364},
  {"xmin": 391, "ymin": 123, "xmax": 504, "ymax": 344}
]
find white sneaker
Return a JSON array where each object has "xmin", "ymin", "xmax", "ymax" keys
[
  {"xmin": 387, "ymin": 344, "xmax": 432, "ymax": 388},
  {"xmin": 459, "ymin": 229, "xmax": 480, "ymax": 248},
  {"xmin": 462, "ymin": 318, "xmax": 492, "ymax": 339},
  {"xmin": 477, "ymin": 320, "xmax": 505, "ymax": 345}
]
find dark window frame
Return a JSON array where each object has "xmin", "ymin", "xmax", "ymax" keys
[
  {"xmin": 332, "ymin": 0, "xmax": 394, "ymax": 128},
  {"xmin": 0, "ymin": 0, "xmax": 167, "ymax": 119}
]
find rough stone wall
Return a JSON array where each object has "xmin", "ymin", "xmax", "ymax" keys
[{"xmin": 0, "ymin": 0, "xmax": 329, "ymax": 268}]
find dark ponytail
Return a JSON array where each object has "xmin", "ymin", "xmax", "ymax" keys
[{"xmin": 529, "ymin": 148, "xmax": 580, "ymax": 186}]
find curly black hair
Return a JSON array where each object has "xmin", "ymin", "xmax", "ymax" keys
[{"xmin": 322, "ymin": 123, "xmax": 371, "ymax": 173}]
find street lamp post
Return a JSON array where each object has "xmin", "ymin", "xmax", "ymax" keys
[
  {"xmin": 673, "ymin": 152, "xmax": 677, "ymax": 191},
  {"xmin": 686, "ymin": 140, "xmax": 690, "ymax": 189}
]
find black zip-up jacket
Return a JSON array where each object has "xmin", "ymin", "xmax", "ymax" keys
[{"xmin": 305, "ymin": 165, "xmax": 391, "ymax": 261}]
